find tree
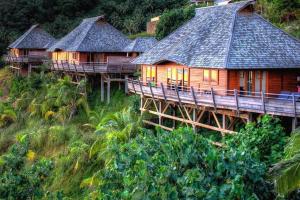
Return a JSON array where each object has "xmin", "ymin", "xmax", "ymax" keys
[{"xmin": 156, "ymin": 6, "xmax": 196, "ymax": 40}]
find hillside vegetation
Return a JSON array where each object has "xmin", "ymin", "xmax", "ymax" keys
[
  {"xmin": 0, "ymin": 0, "xmax": 299, "ymax": 55},
  {"xmin": 0, "ymin": 68, "xmax": 299, "ymax": 199}
]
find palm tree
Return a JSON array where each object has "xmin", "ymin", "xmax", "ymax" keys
[{"xmin": 270, "ymin": 129, "xmax": 300, "ymax": 196}]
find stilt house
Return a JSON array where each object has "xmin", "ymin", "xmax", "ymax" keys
[
  {"xmin": 129, "ymin": 0, "xmax": 300, "ymax": 133},
  {"xmin": 5, "ymin": 24, "xmax": 56, "ymax": 74}
]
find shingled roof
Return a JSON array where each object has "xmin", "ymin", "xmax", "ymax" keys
[
  {"xmin": 9, "ymin": 25, "xmax": 56, "ymax": 49},
  {"xmin": 134, "ymin": 0, "xmax": 300, "ymax": 69},
  {"xmin": 123, "ymin": 37, "xmax": 158, "ymax": 53},
  {"xmin": 48, "ymin": 16, "xmax": 131, "ymax": 52}
]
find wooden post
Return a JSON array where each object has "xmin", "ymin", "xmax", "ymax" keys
[
  {"xmin": 211, "ymin": 88, "xmax": 216, "ymax": 111},
  {"xmin": 261, "ymin": 91, "xmax": 266, "ymax": 114},
  {"xmin": 140, "ymin": 97, "xmax": 144, "ymax": 115},
  {"xmin": 101, "ymin": 74, "xmax": 104, "ymax": 102},
  {"xmin": 161, "ymin": 83, "xmax": 167, "ymax": 102},
  {"xmin": 138, "ymin": 79, "xmax": 144, "ymax": 96},
  {"xmin": 159, "ymin": 101, "xmax": 162, "ymax": 125},
  {"xmin": 73, "ymin": 61, "xmax": 77, "ymax": 73},
  {"xmin": 107, "ymin": 76, "xmax": 111, "ymax": 104},
  {"xmin": 292, "ymin": 117, "xmax": 297, "ymax": 131},
  {"xmin": 192, "ymin": 108, "xmax": 196, "ymax": 132},
  {"xmin": 191, "ymin": 86, "xmax": 198, "ymax": 109},
  {"xmin": 292, "ymin": 93, "xmax": 297, "ymax": 118},
  {"xmin": 172, "ymin": 107, "xmax": 176, "ymax": 129},
  {"xmin": 131, "ymin": 79, "xmax": 136, "ymax": 94},
  {"xmin": 28, "ymin": 64, "xmax": 32, "ymax": 77},
  {"xmin": 175, "ymin": 85, "xmax": 182, "ymax": 107},
  {"xmin": 222, "ymin": 114, "xmax": 226, "ymax": 130},
  {"xmin": 234, "ymin": 89, "xmax": 240, "ymax": 116},
  {"xmin": 125, "ymin": 75, "xmax": 128, "ymax": 94}
]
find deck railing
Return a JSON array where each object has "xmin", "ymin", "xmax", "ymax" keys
[
  {"xmin": 4, "ymin": 55, "xmax": 47, "ymax": 63},
  {"xmin": 128, "ymin": 79, "xmax": 300, "ymax": 118},
  {"xmin": 47, "ymin": 60, "xmax": 138, "ymax": 74}
]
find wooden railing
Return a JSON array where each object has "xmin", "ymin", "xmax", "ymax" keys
[
  {"xmin": 128, "ymin": 79, "xmax": 300, "ymax": 118},
  {"xmin": 4, "ymin": 55, "xmax": 47, "ymax": 63},
  {"xmin": 47, "ymin": 60, "xmax": 138, "ymax": 74}
]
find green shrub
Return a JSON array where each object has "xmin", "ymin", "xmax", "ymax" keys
[{"xmin": 89, "ymin": 128, "xmax": 274, "ymax": 199}]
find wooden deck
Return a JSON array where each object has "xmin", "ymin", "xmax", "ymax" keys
[
  {"xmin": 128, "ymin": 79, "xmax": 300, "ymax": 118},
  {"xmin": 48, "ymin": 60, "xmax": 138, "ymax": 74},
  {"xmin": 4, "ymin": 55, "xmax": 47, "ymax": 64}
]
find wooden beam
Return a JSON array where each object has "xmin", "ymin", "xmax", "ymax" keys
[
  {"xmin": 131, "ymin": 80, "xmax": 136, "ymax": 94},
  {"xmin": 143, "ymin": 120, "xmax": 174, "ymax": 131},
  {"xmin": 141, "ymin": 108, "xmax": 236, "ymax": 134},
  {"xmin": 175, "ymin": 85, "xmax": 182, "ymax": 107}
]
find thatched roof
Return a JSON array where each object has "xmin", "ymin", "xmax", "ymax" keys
[
  {"xmin": 134, "ymin": 1, "xmax": 300, "ymax": 69},
  {"xmin": 48, "ymin": 16, "xmax": 131, "ymax": 52},
  {"xmin": 123, "ymin": 37, "xmax": 158, "ymax": 53},
  {"xmin": 9, "ymin": 25, "xmax": 56, "ymax": 49}
]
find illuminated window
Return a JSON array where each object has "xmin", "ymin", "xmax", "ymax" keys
[
  {"xmin": 211, "ymin": 70, "xmax": 218, "ymax": 83},
  {"xmin": 146, "ymin": 66, "xmax": 156, "ymax": 82},
  {"xmin": 203, "ymin": 69, "xmax": 210, "ymax": 82},
  {"xmin": 72, "ymin": 53, "xmax": 77, "ymax": 60}
]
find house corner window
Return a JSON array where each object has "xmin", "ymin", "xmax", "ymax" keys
[
  {"xmin": 203, "ymin": 69, "xmax": 219, "ymax": 84},
  {"xmin": 146, "ymin": 66, "xmax": 156, "ymax": 83}
]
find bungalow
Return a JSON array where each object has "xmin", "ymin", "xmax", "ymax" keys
[
  {"xmin": 130, "ymin": 0, "xmax": 300, "ymax": 133},
  {"xmin": 48, "ymin": 16, "xmax": 156, "ymax": 103},
  {"xmin": 5, "ymin": 24, "xmax": 56, "ymax": 75}
]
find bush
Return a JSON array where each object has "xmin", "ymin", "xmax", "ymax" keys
[
  {"xmin": 227, "ymin": 115, "xmax": 287, "ymax": 166},
  {"xmin": 91, "ymin": 128, "xmax": 273, "ymax": 199}
]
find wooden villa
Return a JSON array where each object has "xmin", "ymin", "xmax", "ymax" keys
[
  {"xmin": 47, "ymin": 16, "xmax": 155, "ymax": 103},
  {"xmin": 5, "ymin": 24, "xmax": 56, "ymax": 75},
  {"xmin": 129, "ymin": 0, "xmax": 300, "ymax": 133}
]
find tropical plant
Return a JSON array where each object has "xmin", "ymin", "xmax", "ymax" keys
[
  {"xmin": 0, "ymin": 102, "xmax": 16, "ymax": 128},
  {"xmin": 226, "ymin": 115, "xmax": 287, "ymax": 166},
  {"xmin": 85, "ymin": 128, "xmax": 274, "ymax": 199},
  {"xmin": 270, "ymin": 129, "xmax": 300, "ymax": 197},
  {"xmin": 0, "ymin": 134, "xmax": 53, "ymax": 199}
]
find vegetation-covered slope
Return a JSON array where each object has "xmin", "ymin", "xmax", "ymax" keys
[{"xmin": 0, "ymin": 68, "xmax": 298, "ymax": 199}]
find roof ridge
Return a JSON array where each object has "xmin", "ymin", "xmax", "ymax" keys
[
  {"xmin": 74, "ymin": 20, "xmax": 96, "ymax": 51},
  {"xmin": 224, "ymin": 1, "xmax": 255, "ymax": 67},
  {"xmin": 196, "ymin": 0, "xmax": 254, "ymax": 10},
  {"xmin": 10, "ymin": 24, "xmax": 39, "ymax": 48}
]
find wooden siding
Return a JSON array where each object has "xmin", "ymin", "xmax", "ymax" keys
[
  {"xmin": 267, "ymin": 70, "xmax": 299, "ymax": 93},
  {"xmin": 141, "ymin": 63, "xmax": 228, "ymax": 92}
]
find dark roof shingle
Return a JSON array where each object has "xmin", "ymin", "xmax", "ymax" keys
[
  {"xmin": 48, "ymin": 16, "xmax": 131, "ymax": 52},
  {"xmin": 9, "ymin": 25, "xmax": 56, "ymax": 49},
  {"xmin": 123, "ymin": 37, "xmax": 158, "ymax": 53},
  {"xmin": 133, "ymin": 1, "xmax": 300, "ymax": 69}
]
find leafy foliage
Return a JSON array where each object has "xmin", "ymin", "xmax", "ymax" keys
[
  {"xmin": 87, "ymin": 128, "xmax": 274, "ymax": 199},
  {"xmin": 156, "ymin": 6, "xmax": 196, "ymax": 40},
  {"xmin": 0, "ymin": 135, "xmax": 53, "ymax": 199},
  {"xmin": 227, "ymin": 115, "xmax": 287, "ymax": 166},
  {"xmin": 270, "ymin": 129, "xmax": 300, "ymax": 197}
]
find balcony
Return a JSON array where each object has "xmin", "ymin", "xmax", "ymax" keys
[
  {"xmin": 128, "ymin": 79, "xmax": 300, "ymax": 118},
  {"xmin": 4, "ymin": 55, "xmax": 47, "ymax": 64}
]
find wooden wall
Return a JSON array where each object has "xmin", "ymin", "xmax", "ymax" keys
[
  {"xmin": 141, "ymin": 63, "xmax": 228, "ymax": 92},
  {"xmin": 142, "ymin": 64, "xmax": 300, "ymax": 95},
  {"xmin": 51, "ymin": 52, "xmax": 128, "ymax": 63},
  {"xmin": 267, "ymin": 69, "xmax": 299, "ymax": 93}
]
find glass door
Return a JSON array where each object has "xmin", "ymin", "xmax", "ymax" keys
[{"xmin": 247, "ymin": 71, "xmax": 253, "ymax": 95}]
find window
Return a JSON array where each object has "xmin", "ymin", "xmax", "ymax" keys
[
  {"xmin": 146, "ymin": 66, "xmax": 156, "ymax": 82},
  {"xmin": 72, "ymin": 53, "xmax": 77, "ymax": 60},
  {"xmin": 203, "ymin": 69, "xmax": 210, "ymax": 82},
  {"xmin": 203, "ymin": 69, "xmax": 219, "ymax": 84},
  {"xmin": 211, "ymin": 70, "xmax": 218, "ymax": 83}
]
